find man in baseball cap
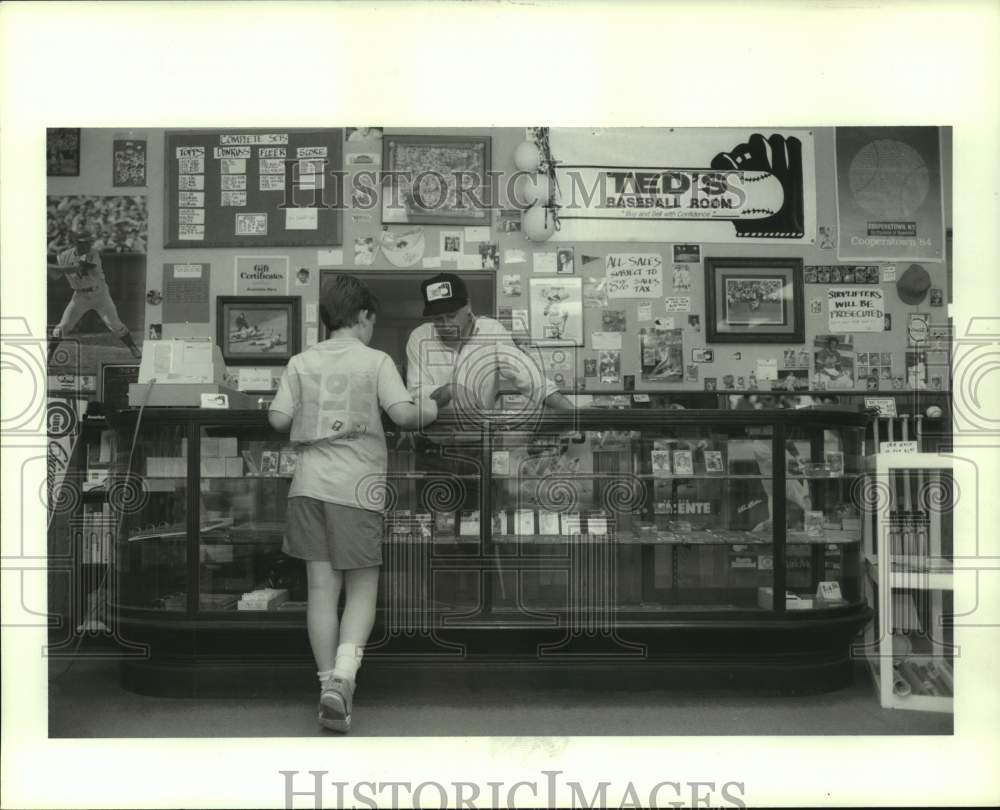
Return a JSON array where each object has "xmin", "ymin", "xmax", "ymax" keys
[
  {"xmin": 419, "ymin": 273, "xmax": 472, "ymax": 351},
  {"xmin": 406, "ymin": 272, "xmax": 573, "ymax": 419},
  {"xmin": 421, "ymin": 272, "xmax": 468, "ymax": 318}
]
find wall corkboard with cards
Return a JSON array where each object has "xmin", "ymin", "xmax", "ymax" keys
[{"xmin": 164, "ymin": 128, "xmax": 342, "ymax": 248}]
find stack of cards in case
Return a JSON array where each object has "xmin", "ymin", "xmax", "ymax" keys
[
  {"xmin": 515, "ymin": 509, "xmax": 535, "ymax": 536},
  {"xmin": 651, "ymin": 448, "xmax": 672, "ymax": 477},
  {"xmin": 825, "ymin": 451, "xmax": 845, "ymax": 475},
  {"xmin": 491, "ymin": 450, "xmax": 511, "ymax": 477},
  {"xmin": 459, "ymin": 510, "xmax": 480, "ymax": 537},
  {"xmin": 433, "ymin": 511, "xmax": 455, "ymax": 538},
  {"xmin": 537, "ymin": 511, "xmax": 560, "ymax": 536},
  {"xmin": 240, "ymin": 449, "xmax": 261, "ymax": 475},
  {"xmin": 703, "ymin": 450, "xmax": 724, "ymax": 474},
  {"xmin": 387, "ymin": 510, "xmax": 410, "ymax": 538},
  {"xmin": 260, "ymin": 450, "xmax": 279, "ymax": 476},
  {"xmin": 414, "ymin": 513, "xmax": 433, "ymax": 541},
  {"xmin": 561, "ymin": 512, "xmax": 583, "ymax": 535},
  {"xmin": 586, "ymin": 511, "xmax": 609, "ymax": 536},
  {"xmin": 804, "ymin": 510, "xmax": 825, "ymax": 537},
  {"xmin": 237, "ymin": 588, "xmax": 289, "ymax": 611},
  {"xmin": 672, "ymin": 449, "xmax": 694, "ymax": 476},
  {"xmin": 491, "ymin": 511, "xmax": 511, "ymax": 536},
  {"xmin": 278, "ymin": 448, "xmax": 297, "ymax": 475}
]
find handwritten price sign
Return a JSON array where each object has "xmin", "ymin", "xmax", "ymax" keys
[{"xmin": 605, "ymin": 253, "xmax": 663, "ymax": 299}]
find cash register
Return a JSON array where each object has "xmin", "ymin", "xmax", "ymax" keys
[{"xmin": 128, "ymin": 338, "xmax": 256, "ymax": 408}]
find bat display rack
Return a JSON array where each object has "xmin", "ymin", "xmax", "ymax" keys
[{"xmin": 861, "ymin": 449, "xmax": 956, "ymax": 713}]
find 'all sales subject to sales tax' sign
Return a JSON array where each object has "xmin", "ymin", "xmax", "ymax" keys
[
  {"xmin": 605, "ymin": 254, "xmax": 663, "ymax": 298},
  {"xmin": 548, "ymin": 128, "xmax": 816, "ymax": 244}
]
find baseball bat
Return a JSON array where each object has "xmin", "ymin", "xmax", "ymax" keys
[
  {"xmin": 915, "ymin": 414, "xmax": 925, "ymax": 550},
  {"xmin": 901, "ymin": 415, "xmax": 912, "ymax": 513}
]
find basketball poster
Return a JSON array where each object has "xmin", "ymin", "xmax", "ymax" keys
[{"xmin": 834, "ymin": 126, "xmax": 945, "ymax": 262}]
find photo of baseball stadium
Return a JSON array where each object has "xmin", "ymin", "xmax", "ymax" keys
[{"xmin": 723, "ymin": 276, "xmax": 787, "ymax": 326}]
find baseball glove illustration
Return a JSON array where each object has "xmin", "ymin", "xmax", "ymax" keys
[{"xmin": 712, "ymin": 134, "xmax": 804, "ymax": 238}]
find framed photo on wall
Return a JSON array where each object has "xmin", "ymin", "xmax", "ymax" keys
[
  {"xmin": 46, "ymin": 128, "xmax": 81, "ymax": 176},
  {"xmin": 216, "ymin": 296, "xmax": 301, "ymax": 365},
  {"xmin": 704, "ymin": 257, "xmax": 804, "ymax": 343},
  {"xmin": 382, "ymin": 134, "xmax": 492, "ymax": 225}
]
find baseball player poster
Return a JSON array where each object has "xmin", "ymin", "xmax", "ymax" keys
[
  {"xmin": 834, "ymin": 126, "xmax": 945, "ymax": 262},
  {"xmin": 46, "ymin": 195, "xmax": 148, "ymax": 373},
  {"xmin": 528, "ymin": 277, "xmax": 583, "ymax": 346},
  {"xmin": 547, "ymin": 127, "xmax": 817, "ymax": 244}
]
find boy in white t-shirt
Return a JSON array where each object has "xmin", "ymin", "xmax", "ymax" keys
[{"xmin": 269, "ymin": 275, "xmax": 437, "ymax": 732}]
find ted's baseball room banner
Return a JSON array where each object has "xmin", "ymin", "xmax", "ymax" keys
[
  {"xmin": 548, "ymin": 128, "xmax": 816, "ymax": 244},
  {"xmin": 834, "ymin": 126, "xmax": 945, "ymax": 262}
]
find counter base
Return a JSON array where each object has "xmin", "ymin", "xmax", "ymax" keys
[{"xmin": 117, "ymin": 608, "xmax": 870, "ymax": 697}]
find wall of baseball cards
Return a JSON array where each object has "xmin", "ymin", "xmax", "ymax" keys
[{"xmin": 46, "ymin": 126, "xmax": 952, "ymax": 396}]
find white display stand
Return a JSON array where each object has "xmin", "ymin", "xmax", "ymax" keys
[{"xmin": 862, "ymin": 452, "xmax": 955, "ymax": 713}]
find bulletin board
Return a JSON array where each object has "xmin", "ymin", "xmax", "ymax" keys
[{"xmin": 163, "ymin": 128, "xmax": 342, "ymax": 249}]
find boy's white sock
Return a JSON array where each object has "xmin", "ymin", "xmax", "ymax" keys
[
  {"xmin": 317, "ymin": 668, "xmax": 335, "ymax": 687},
  {"xmin": 331, "ymin": 643, "xmax": 363, "ymax": 684}
]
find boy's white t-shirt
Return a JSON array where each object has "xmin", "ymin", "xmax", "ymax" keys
[{"xmin": 270, "ymin": 336, "xmax": 412, "ymax": 512}]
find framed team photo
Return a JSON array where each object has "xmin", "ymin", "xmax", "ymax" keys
[
  {"xmin": 705, "ymin": 257, "xmax": 804, "ymax": 343},
  {"xmin": 216, "ymin": 296, "xmax": 301, "ymax": 365},
  {"xmin": 381, "ymin": 134, "xmax": 492, "ymax": 225}
]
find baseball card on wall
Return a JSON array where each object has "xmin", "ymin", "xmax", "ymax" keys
[{"xmin": 639, "ymin": 328, "xmax": 683, "ymax": 382}]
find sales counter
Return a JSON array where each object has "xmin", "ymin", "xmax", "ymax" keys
[{"xmin": 108, "ymin": 407, "xmax": 873, "ymax": 695}]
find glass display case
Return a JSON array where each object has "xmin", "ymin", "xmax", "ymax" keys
[{"xmin": 109, "ymin": 407, "xmax": 872, "ymax": 695}]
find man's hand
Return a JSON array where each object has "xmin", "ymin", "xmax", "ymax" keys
[
  {"xmin": 429, "ymin": 384, "xmax": 454, "ymax": 408},
  {"xmin": 544, "ymin": 391, "xmax": 575, "ymax": 411}
]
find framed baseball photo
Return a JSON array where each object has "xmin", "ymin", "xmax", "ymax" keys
[
  {"xmin": 216, "ymin": 296, "xmax": 301, "ymax": 366},
  {"xmin": 381, "ymin": 134, "xmax": 492, "ymax": 225},
  {"xmin": 705, "ymin": 257, "xmax": 804, "ymax": 343}
]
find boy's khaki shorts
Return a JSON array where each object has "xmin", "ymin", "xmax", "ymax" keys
[{"xmin": 283, "ymin": 497, "xmax": 383, "ymax": 569}]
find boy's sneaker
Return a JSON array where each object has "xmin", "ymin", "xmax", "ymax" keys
[{"xmin": 318, "ymin": 677, "xmax": 354, "ymax": 732}]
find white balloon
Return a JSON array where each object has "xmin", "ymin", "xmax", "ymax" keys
[
  {"xmin": 521, "ymin": 173, "xmax": 551, "ymax": 207},
  {"xmin": 513, "ymin": 141, "xmax": 541, "ymax": 172},
  {"xmin": 522, "ymin": 205, "xmax": 556, "ymax": 242}
]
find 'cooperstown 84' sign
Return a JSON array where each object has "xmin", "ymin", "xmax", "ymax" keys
[{"xmin": 549, "ymin": 128, "xmax": 816, "ymax": 244}]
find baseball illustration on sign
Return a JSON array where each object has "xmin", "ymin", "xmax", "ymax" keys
[{"xmin": 549, "ymin": 128, "xmax": 815, "ymax": 243}]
